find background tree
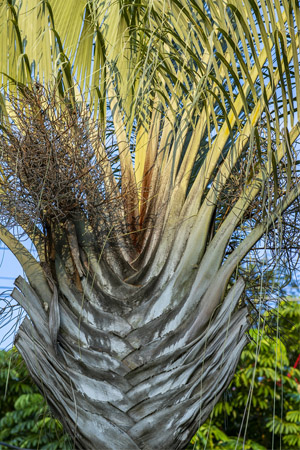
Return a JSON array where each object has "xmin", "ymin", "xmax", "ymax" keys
[
  {"xmin": 0, "ymin": 348, "xmax": 70, "ymax": 450},
  {"xmin": 190, "ymin": 300, "xmax": 300, "ymax": 449},
  {"xmin": 0, "ymin": 0, "xmax": 300, "ymax": 448}
]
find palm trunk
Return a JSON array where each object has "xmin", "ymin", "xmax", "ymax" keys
[{"xmin": 13, "ymin": 228, "xmax": 250, "ymax": 450}]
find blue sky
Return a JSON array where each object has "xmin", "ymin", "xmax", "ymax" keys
[{"xmin": 0, "ymin": 247, "xmax": 24, "ymax": 349}]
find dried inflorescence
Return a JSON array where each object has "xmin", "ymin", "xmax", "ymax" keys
[
  {"xmin": 0, "ymin": 84, "xmax": 125, "ymax": 249},
  {"xmin": 210, "ymin": 117, "xmax": 300, "ymax": 315}
]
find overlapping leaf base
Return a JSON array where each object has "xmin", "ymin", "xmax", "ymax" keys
[{"xmin": 14, "ymin": 266, "xmax": 249, "ymax": 450}]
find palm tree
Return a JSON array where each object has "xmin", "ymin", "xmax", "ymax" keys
[{"xmin": 1, "ymin": 0, "xmax": 300, "ymax": 448}]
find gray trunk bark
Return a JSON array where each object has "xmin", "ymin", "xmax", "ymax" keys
[{"xmin": 13, "ymin": 252, "xmax": 250, "ymax": 449}]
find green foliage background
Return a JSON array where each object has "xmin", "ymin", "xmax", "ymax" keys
[
  {"xmin": 0, "ymin": 349, "xmax": 71, "ymax": 449},
  {"xmin": 189, "ymin": 300, "xmax": 300, "ymax": 449},
  {"xmin": 0, "ymin": 301, "xmax": 299, "ymax": 450}
]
